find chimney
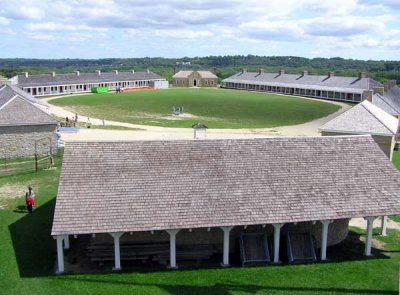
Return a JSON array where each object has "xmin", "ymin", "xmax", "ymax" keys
[
  {"xmin": 96, "ymin": 70, "xmax": 101, "ymax": 75},
  {"xmin": 279, "ymin": 69, "xmax": 285, "ymax": 76},
  {"xmin": 302, "ymin": 70, "xmax": 308, "ymax": 76},
  {"xmin": 385, "ymin": 80, "xmax": 397, "ymax": 91},
  {"xmin": 327, "ymin": 71, "xmax": 335, "ymax": 78},
  {"xmin": 373, "ymin": 86, "xmax": 384, "ymax": 95},
  {"xmin": 51, "ymin": 72, "xmax": 55, "ymax": 77},
  {"xmin": 24, "ymin": 72, "xmax": 28, "ymax": 78},
  {"xmin": 114, "ymin": 70, "xmax": 118, "ymax": 75},
  {"xmin": 384, "ymin": 84, "xmax": 389, "ymax": 92},
  {"xmin": 75, "ymin": 70, "xmax": 80, "ymax": 76},
  {"xmin": 358, "ymin": 72, "xmax": 367, "ymax": 79},
  {"xmin": 147, "ymin": 69, "xmax": 150, "ymax": 73},
  {"xmin": 362, "ymin": 90, "xmax": 373, "ymax": 102},
  {"xmin": 242, "ymin": 68, "xmax": 247, "ymax": 73},
  {"xmin": 259, "ymin": 69, "xmax": 264, "ymax": 74},
  {"xmin": 132, "ymin": 69, "xmax": 135, "ymax": 74},
  {"xmin": 173, "ymin": 66, "xmax": 176, "ymax": 75}
]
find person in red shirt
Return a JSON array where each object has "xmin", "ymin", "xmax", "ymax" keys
[
  {"xmin": 26, "ymin": 196, "xmax": 34, "ymax": 214},
  {"xmin": 25, "ymin": 186, "xmax": 35, "ymax": 214}
]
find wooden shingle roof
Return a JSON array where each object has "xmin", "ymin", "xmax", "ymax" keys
[
  {"xmin": 51, "ymin": 137, "xmax": 400, "ymax": 236},
  {"xmin": 0, "ymin": 85, "xmax": 57, "ymax": 126},
  {"xmin": 319, "ymin": 100, "xmax": 399, "ymax": 136}
]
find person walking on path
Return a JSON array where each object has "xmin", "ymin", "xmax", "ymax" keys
[
  {"xmin": 26, "ymin": 195, "xmax": 35, "ymax": 214},
  {"xmin": 25, "ymin": 186, "xmax": 35, "ymax": 214}
]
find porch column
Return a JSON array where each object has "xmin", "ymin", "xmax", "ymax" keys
[
  {"xmin": 320, "ymin": 220, "xmax": 333, "ymax": 260},
  {"xmin": 110, "ymin": 232, "xmax": 124, "ymax": 271},
  {"xmin": 381, "ymin": 216, "xmax": 387, "ymax": 236},
  {"xmin": 63, "ymin": 235, "xmax": 70, "ymax": 250},
  {"xmin": 56, "ymin": 235, "xmax": 65, "ymax": 274},
  {"xmin": 364, "ymin": 217, "xmax": 376, "ymax": 256},
  {"xmin": 166, "ymin": 229, "xmax": 180, "ymax": 269},
  {"xmin": 272, "ymin": 223, "xmax": 284, "ymax": 263},
  {"xmin": 221, "ymin": 226, "xmax": 234, "ymax": 266}
]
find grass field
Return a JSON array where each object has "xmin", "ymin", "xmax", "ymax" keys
[
  {"xmin": 51, "ymin": 88, "xmax": 341, "ymax": 128},
  {"xmin": 0, "ymin": 153, "xmax": 399, "ymax": 294}
]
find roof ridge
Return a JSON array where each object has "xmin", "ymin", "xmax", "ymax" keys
[
  {"xmin": 376, "ymin": 93, "xmax": 400, "ymax": 113},
  {"xmin": 319, "ymin": 102, "xmax": 364, "ymax": 129},
  {"xmin": 361, "ymin": 101, "xmax": 396, "ymax": 134}
]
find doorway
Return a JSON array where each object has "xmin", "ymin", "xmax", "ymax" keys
[{"xmin": 193, "ymin": 79, "xmax": 197, "ymax": 87}]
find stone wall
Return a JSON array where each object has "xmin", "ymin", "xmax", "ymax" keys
[
  {"xmin": 173, "ymin": 72, "xmax": 218, "ymax": 87},
  {"xmin": 0, "ymin": 124, "xmax": 57, "ymax": 158},
  {"xmin": 91, "ymin": 219, "xmax": 349, "ymax": 251}
]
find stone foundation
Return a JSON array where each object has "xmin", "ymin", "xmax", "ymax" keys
[{"xmin": 0, "ymin": 124, "xmax": 57, "ymax": 158}]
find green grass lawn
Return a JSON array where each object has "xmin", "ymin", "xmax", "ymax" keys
[
  {"xmin": 51, "ymin": 88, "xmax": 340, "ymax": 128},
  {"xmin": 0, "ymin": 157, "xmax": 399, "ymax": 294}
]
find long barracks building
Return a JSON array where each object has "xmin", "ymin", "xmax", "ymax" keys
[
  {"xmin": 222, "ymin": 69, "xmax": 395, "ymax": 104},
  {"xmin": 9, "ymin": 70, "xmax": 168, "ymax": 97}
]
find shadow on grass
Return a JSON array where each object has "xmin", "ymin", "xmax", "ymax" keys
[
  {"xmin": 58, "ymin": 277, "xmax": 397, "ymax": 295},
  {"xmin": 13, "ymin": 205, "xmax": 28, "ymax": 214},
  {"xmin": 9, "ymin": 198, "xmax": 56, "ymax": 278}
]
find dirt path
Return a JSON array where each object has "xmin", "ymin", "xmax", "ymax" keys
[
  {"xmin": 350, "ymin": 217, "xmax": 400, "ymax": 231},
  {"xmin": 41, "ymin": 94, "xmax": 351, "ymax": 142}
]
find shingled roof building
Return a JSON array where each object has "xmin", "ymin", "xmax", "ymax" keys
[
  {"xmin": 0, "ymin": 84, "xmax": 57, "ymax": 158},
  {"xmin": 52, "ymin": 137, "xmax": 400, "ymax": 273},
  {"xmin": 9, "ymin": 70, "xmax": 168, "ymax": 97},
  {"xmin": 172, "ymin": 70, "xmax": 218, "ymax": 87},
  {"xmin": 222, "ymin": 70, "xmax": 386, "ymax": 103},
  {"xmin": 320, "ymin": 100, "xmax": 399, "ymax": 159}
]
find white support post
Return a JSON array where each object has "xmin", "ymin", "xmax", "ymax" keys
[
  {"xmin": 221, "ymin": 226, "xmax": 234, "ymax": 267},
  {"xmin": 110, "ymin": 232, "xmax": 124, "ymax": 271},
  {"xmin": 381, "ymin": 216, "xmax": 387, "ymax": 236},
  {"xmin": 320, "ymin": 220, "xmax": 333, "ymax": 261},
  {"xmin": 166, "ymin": 229, "xmax": 180, "ymax": 269},
  {"xmin": 56, "ymin": 235, "xmax": 65, "ymax": 274},
  {"xmin": 364, "ymin": 217, "xmax": 376, "ymax": 256},
  {"xmin": 63, "ymin": 235, "xmax": 70, "ymax": 250},
  {"xmin": 272, "ymin": 223, "xmax": 284, "ymax": 263}
]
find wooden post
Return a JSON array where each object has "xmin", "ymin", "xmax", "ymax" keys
[
  {"xmin": 56, "ymin": 235, "xmax": 64, "ymax": 274},
  {"xmin": 34, "ymin": 142, "xmax": 38, "ymax": 172},
  {"xmin": 364, "ymin": 217, "xmax": 376, "ymax": 256},
  {"xmin": 272, "ymin": 223, "xmax": 284, "ymax": 263},
  {"xmin": 110, "ymin": 232, "xmax": 124, "ymax": 271},
  {"xmin": 320, "ymin": 220, "xmax": 333, "ymax": 260},
  {"xmin": 221, "ymin": 226, "xmax": 234, "ymax": 266},
  {"xmin": 63, "ymin": 235, "xmax": 70, "ymax": 250},
  {"xmin": 166, "ymin": 229, "xmax": 180, "ymax": 269},
  {"xmin": 381, "ymin": 216, "xmax": 387, "ymax": 236}
]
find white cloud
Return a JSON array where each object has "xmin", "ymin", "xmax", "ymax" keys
[
  {"xmin": 26, "ymin": 22, "xmax": 108, "ymax": 32},
  {"xmin": 0, "ymin": 0, "xmax": 399, "ymax": 59},
  {"xmin": 0, "ymin": 17, "xmax": 11, "ymax": 25}
]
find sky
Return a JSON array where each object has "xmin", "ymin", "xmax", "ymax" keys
[{"xmin": 0, "ymin": 0, "xmax": 399, "ymax": 60}]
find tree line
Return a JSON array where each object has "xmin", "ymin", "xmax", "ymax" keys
[{"xmin": 0, "ymin": 56, "xmax": 399, "ymax": 83}]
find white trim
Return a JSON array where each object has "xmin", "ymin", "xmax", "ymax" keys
[
  {"xmin": 319, "ymin": 128, "xmax": 394, "ymax": 137},
  {"xmin": 0, "ymin": 94, "xmax": 18, "ymax": 111}
]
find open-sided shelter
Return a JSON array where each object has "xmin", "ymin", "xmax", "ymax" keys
[{"xmin": 52, "ymin": 136, "xmax": 400, "ymax": 273}]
